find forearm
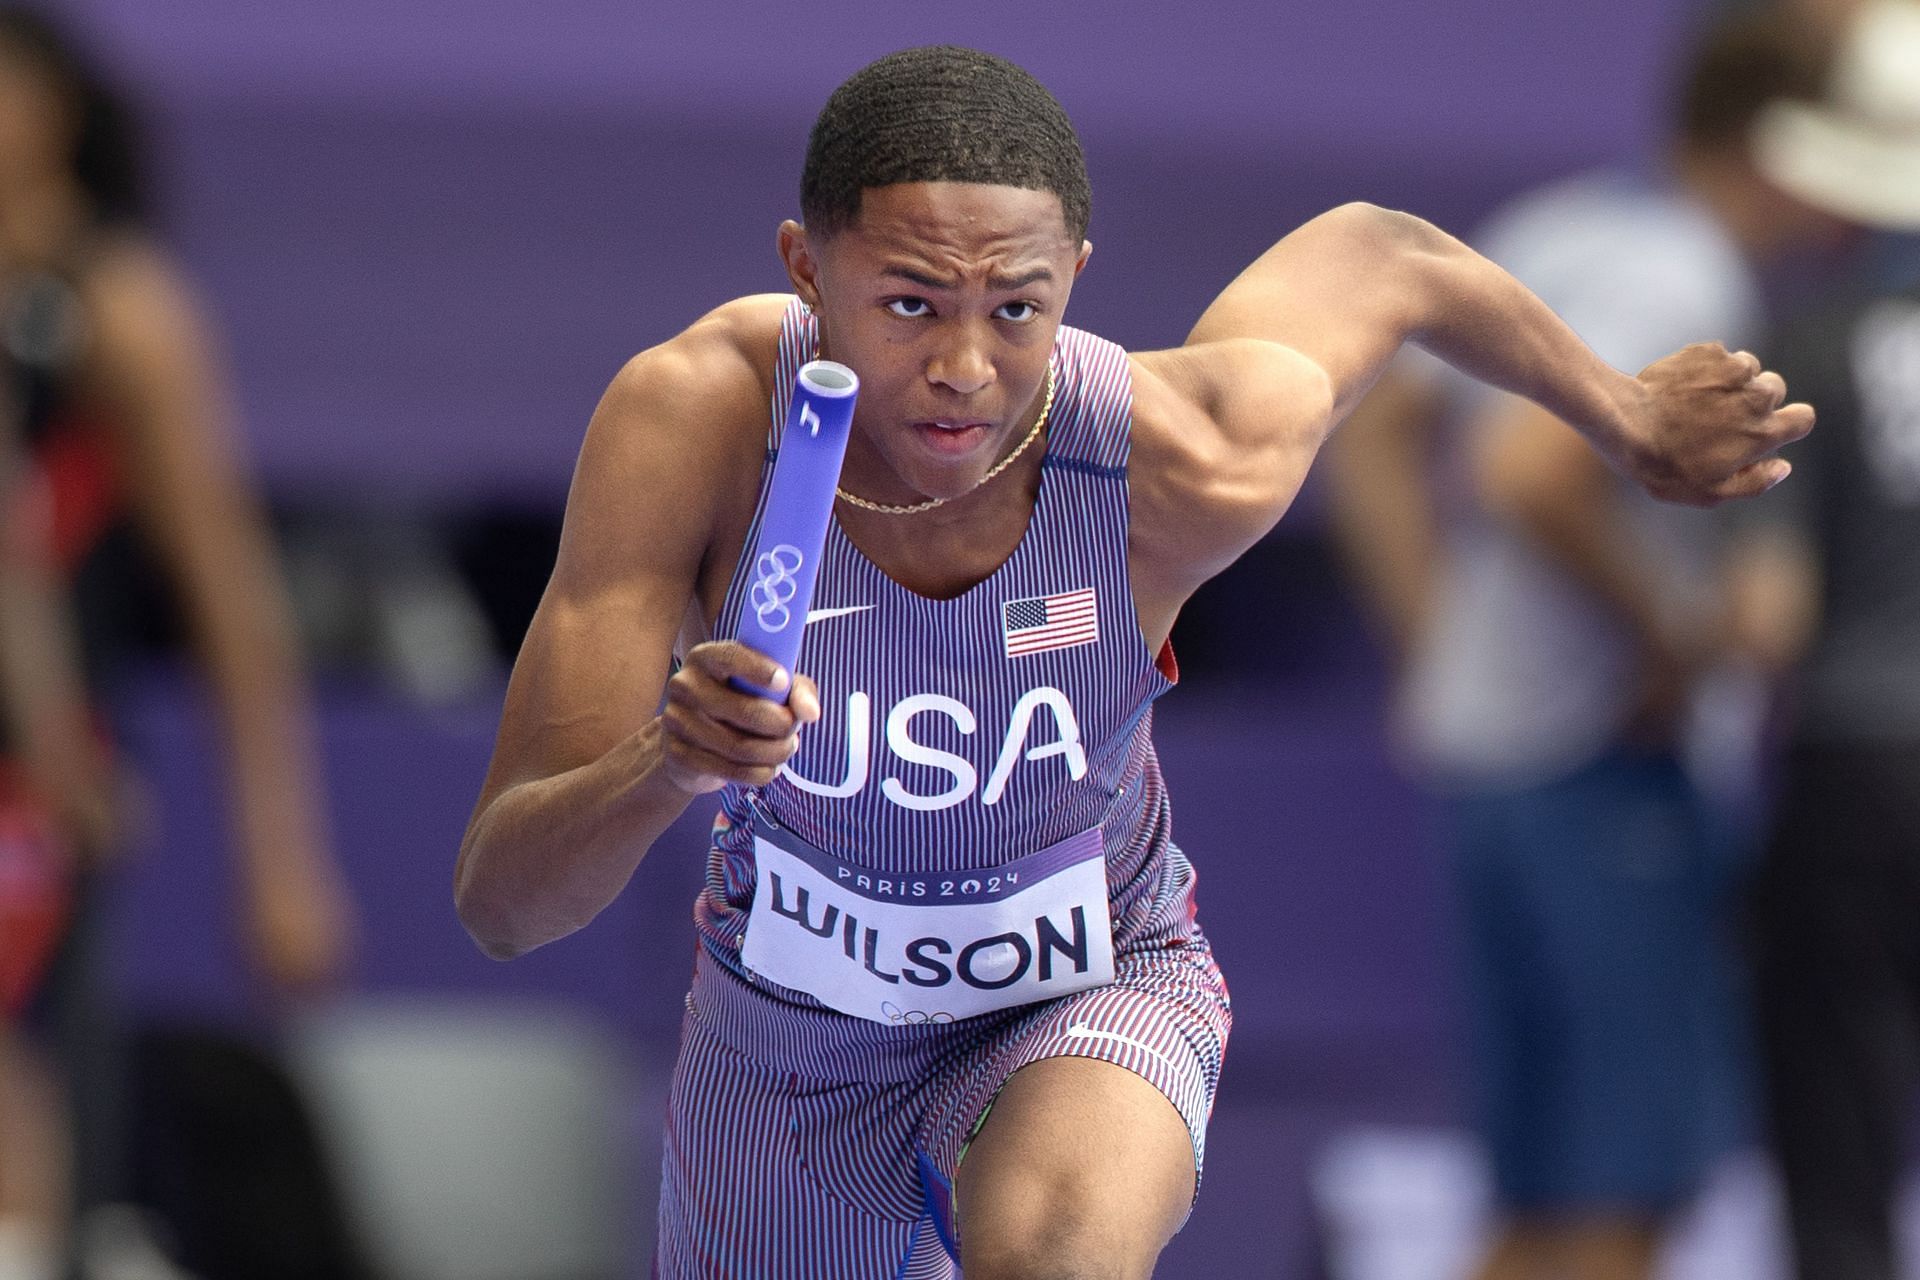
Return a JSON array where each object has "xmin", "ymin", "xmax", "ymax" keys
[
  {"xmin": 1504, "ymin": 487, "xmax": 1673, "ymax": 644},
  {"xmin": 1478, "ymin": 410, "xmax": 1677, "ymax": 647},
  {"xmin": 455, "ymin": 719, "xmax": 701, "ymax": 959},
  {"xmin": 1325, "ymin": 372, "xmax": 1443, "ymax": 662},
  {"xmin": 175, "ymin": 525, "xmax": 332, "ymax": 884},
  {"xmin": 1724, "ymin": 526, "xmax": 1819, "ymax": 672},
  {"xmin": 1378, "ymin": 212, "xmax": 1645, "ymax": 450}
]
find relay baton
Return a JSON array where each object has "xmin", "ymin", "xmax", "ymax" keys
[{"xmin": 729, "ymin": 359, "xmax": 859, "ymax": 702}]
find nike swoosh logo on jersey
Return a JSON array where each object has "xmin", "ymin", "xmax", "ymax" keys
[{"xmin": 804, "ymin": 604, "xmax": 877, "ymax": 624}]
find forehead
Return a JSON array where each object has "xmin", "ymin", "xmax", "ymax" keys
[{"xmin": 830, "ymin": 182, "xmax": 1077, "ymax": 266}]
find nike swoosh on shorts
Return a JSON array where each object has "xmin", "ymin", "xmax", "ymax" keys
[{"xmin": 1062, "ymin": 1023, "xmax": 1196, "ymax": 1076}]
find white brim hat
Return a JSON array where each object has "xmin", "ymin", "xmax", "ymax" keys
[{"xmin": 1750, "ymin": 0, "xmax": 1920, "ymax": 230}]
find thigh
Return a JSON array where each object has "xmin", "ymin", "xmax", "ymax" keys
[
  {"xmin": 1445, "ymin": 792, "xmax": 1555, "ymax": 1203},
  {"xmin": 956, "ymin": 1056, "xmax": 1194, "ymax": 1279},
  {"xmin": 657, "ymin": 1013, "xmax": 944, "ymax": 1280},
  {"xmin": 926, "ymin": 941, "xmax": 1230, "ymax": 1278},
  {"xmin": 1456, "ymin": 757, "xmax": 1731, "ymax": 1209}
]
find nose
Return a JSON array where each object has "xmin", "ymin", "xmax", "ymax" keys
[{"xmin": 926, "ymin": 322, "xmax": 994, "ymax": 397}]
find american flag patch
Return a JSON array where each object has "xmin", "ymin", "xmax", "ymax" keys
[{"xmin": 1002, "ymin": 588, "xmax": 1099, "ymax": 658}]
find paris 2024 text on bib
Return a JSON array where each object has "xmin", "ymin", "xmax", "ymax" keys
[{"xmin": 740, "ymin": 813, "xmax": 1116, "ymax": 1025}]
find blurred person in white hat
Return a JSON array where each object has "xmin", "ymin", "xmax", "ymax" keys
[
  {"xmin": 1750, "ymin": 0, "xmax": 1920, "ymax": 236},
  {"xmin": 1328, "ymin": 7, "xmax": 1913, "ymax": 1279},
  {"xmin": 1735, "ymin": 6, "xmax": 1920, "ymax": 1280}
]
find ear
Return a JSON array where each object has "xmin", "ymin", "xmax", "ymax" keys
[
  {"xmin": 778, "ymin": 220, "xmax": 825, "ymax": 309},
  {"xmin": 1074, "ymin": 240, "xmax": 1093, "ymax": 277}
]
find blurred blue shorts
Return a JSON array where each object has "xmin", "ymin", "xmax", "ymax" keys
[{"xmin": 1445, "ymin": 747, "xmax": 1745, "ymax": 1213}]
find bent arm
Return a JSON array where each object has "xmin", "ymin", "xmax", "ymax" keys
[
  {"xmin": 1186, "ymin": 203, "xmax": 1808, "ymax": 505},
  {"xmin": 454, "ymin": 311, "xmax": 806, "ymax": 959}
]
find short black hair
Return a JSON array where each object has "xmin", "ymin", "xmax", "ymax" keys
[{"xmin": 800, "ymin": 46, "xmax": 1090, "ymax": 242}]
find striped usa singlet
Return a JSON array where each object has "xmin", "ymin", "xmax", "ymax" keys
[{"xmin": 690, "ymin": 299, "xmax": 1203, "ymax": 1070}]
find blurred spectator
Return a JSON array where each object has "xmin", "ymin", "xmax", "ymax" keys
[
  {"xmin": 1327, "ymin": 11, "xmax": 1856, "ymax": 1280},
  {"xmin": 1733, "ymin": 5, "xmax": 1920, "ymax": 1277},
  {"xmin": 1, "ymin": 358, "xmax": 106, "ymax": 1280},
  {"xmin": 0, "ymin": 5, "xmax": 357, "ymax": 1274}
]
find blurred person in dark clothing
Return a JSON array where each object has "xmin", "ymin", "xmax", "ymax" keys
[
  {"xmin": 1743, "ymin": 274, "xmax": 1920, "ymax": 1280},
  {"xmin": 1731, "ymin": 7, "xmax": 1920, "ymax": 1277},
  {"xmin": 0, "ymin": 5, "xmax": 356, "ymax": 1274},
  {"xmin": 0, "ymin": 364, "xmax": 112, "ymax": 1279},
  {"xmin": 1328, "ymin": 11, "xmax": 1883, "ymax": 1280}
]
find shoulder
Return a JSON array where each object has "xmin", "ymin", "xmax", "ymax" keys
[
  {"xmin": 600, "ymin": 293, "xmax": 788, "ymax": 435},
  {"xmin": 73, "ymin": 233, "xmax": 217, "ymax": 373},
  {"xmin": 1124, "ymin": 341, "xmax": 1333, "ymax": 580},
  {"xmin": 553, "ymin": 295, "xmax": 790, "ymax": 591},
  {"xmin": 583, "ymin": 293, "xmax": 793, "ymax": 494}
]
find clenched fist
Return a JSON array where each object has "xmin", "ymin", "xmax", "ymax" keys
[
  {"xmin": 1610, "ymin": 343, "xmax": 1814, "ymax": 506},
  {"xmin": 659, "ymin": 641, "xmax": 822, "ymax": 795}
]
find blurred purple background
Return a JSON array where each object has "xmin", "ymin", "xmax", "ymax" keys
[
  {"xmin": 42, "ymin": 0, "xmax": 1725, "ymax": 1272},
  {"xmin": 61, "ymin": 0, "xmax": 1696, "ymax": 501}
]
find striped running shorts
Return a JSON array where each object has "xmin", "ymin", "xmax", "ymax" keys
[{"xmin": 654, "ymin": 934, "xmax": 1231, "ymax": 1279}]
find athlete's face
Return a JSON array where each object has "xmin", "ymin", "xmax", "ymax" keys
[{"xmin": 779, "ymin": 182, "xmax": 1092, "ymax": 508}]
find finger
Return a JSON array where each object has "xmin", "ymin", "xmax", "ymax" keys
[
  {"xmin": 685, "ymin": 640, "xmax": 791, "ymax": 698},
  {"xmin": 789, "ymin": 673, "xmax": 822, "ymax": 725},
  {"xmin": 663, "ymin": 698, "xmax": 801, "ymax": 767},
  {"xmin": 1723, "ymin": 349, "xmax": 1763, "ymax": 386},
  {"xmin": 667, "ymin": 667, "xmax": 799, "ymax": 738},
  {"xmin": 1745, "ymin": 370, "xmax": 1786, "ymax": 413},
  {"xmin": 1765, "ymin": 401, "xmax": 1815, "ymax": 447},
  {"xmin": 662, "ymin": 700, "xmax": 802, "ymax": 768},
  {"xmin": 1712, "ymin": 458, "xmax": 1792, "ymax": 503}
]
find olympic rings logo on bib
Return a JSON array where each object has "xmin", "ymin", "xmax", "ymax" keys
[
  {"xmin": 749, "ymin": 544, "xmax": 804, "ymax": 632},
  {"xmin": 881, "ymin": 1002, "xmax": 955, "ymax": 1026}
]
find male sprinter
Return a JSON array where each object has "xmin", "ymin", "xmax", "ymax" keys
[{"xmin": 455, "ymin": 47, "xmax": 1809, "ymax": 1280}]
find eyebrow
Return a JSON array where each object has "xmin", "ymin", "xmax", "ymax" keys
[{"xmin": 881, "ymin": 265, "xmax": 1055, "ymax": 292}]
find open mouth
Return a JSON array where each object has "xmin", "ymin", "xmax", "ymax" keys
[{"xmin": 912, "ymin": 419, "xmax": 993, "ymax": 456}]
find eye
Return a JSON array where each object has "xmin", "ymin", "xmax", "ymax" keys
[
  {"xmin": 886, "ymin": 297, "xmax": 932, "ymax": 318},
  {"xmin": 995, "ymin": 300, "xmax": 1039, "ymax": 323}
]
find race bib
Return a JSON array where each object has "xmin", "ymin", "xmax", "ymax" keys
[{"xmin": 740, "ymin": 814, "xmax": 1115, "ymax": 1025}]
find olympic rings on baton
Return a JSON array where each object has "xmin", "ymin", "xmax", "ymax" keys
[{"xmin": 749, "ymin": 544, "xmax": 805, "ymax": 631}]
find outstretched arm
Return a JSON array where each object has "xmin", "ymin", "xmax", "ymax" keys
[{"xmin": 1186, "ymin": 203, "xmax": 1810, "ymax": 506}]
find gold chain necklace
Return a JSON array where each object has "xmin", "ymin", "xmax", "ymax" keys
[{"xmin": 834, "ymin": 364, "xmax": 1056, "ymax": 516}]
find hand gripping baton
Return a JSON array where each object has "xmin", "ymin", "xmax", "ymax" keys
[{"xmin": 729, "ymin": 359, "xmax": 859, "ymax": 701}]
